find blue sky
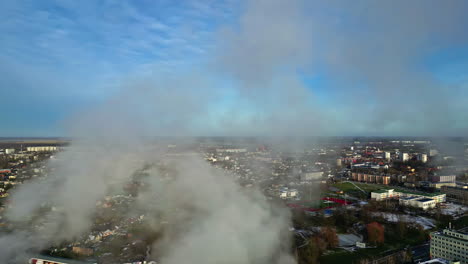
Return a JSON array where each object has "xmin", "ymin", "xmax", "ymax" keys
[{"xmin": 1, "ymin": 0, "xmax": 468, "ymax": 137}]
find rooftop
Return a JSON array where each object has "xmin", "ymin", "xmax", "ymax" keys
[
  {"xmin": 29, "ymin": 256, "xmax": 93, "ymax": 264},
  {"xmin": 394, "ymin": 189, "xmax": 444, "ymax": 197},
  {"xmin": 373, "ymin": 190, "xmax": 389, "ymax": 193},
  {"xmin": 458, "ymin": 226, "xmax": 468, "ymax": 235},
  {"xmin": 400, "ymin": 196, "xmax": 418, "ymax": 200},
  {"xmin": 416, "ymin": 198, "xmax": 434, "ymax": 202},
  {"xmin": 418, "ymin": 259, "xmax": 448, "ymax": 264}
]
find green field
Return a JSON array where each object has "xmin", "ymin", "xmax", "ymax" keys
[
  {"xmin": 331, "ymin": 182, "xmax": 388, "ymax": 199},
  {"xmin": 333, "ymin": 182, "xmax": 386, "ymax": 193}
]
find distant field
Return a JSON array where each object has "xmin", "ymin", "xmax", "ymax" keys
[
  {"xmin": 0, "ymin": 138, "xmax": 69, "ymax": 147},
  {"xmin": 2, "ymin": 140, "xmax": 63, "ymax": 144},
  {"xmin": 0, "ymin": 139, "xmax": 65, "ymax": 143}
]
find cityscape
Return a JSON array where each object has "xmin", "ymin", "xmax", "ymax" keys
[
  {"xmin": 1, "ymin": 0, "xmax": 468, "ymax": 264},
  {"xmin": 0, "ymin": 137, "xmax": 466, "ymax": 263}
]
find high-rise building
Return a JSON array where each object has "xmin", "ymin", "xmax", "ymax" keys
[
  {"xmin": 384, "ymin": 151, "xmax": 391, "ymax": 160},
  {"xmin": 399, "ymin": 152, "xmax": 409, "ymax": 162},
  {"xmin": 430, "ymin": 227, "xmax": 468, "ymax": 264},
  {"xmin": 418, "ymin": 153, "xmax": 428, "ymax": 163},
  {"xmin": 336, "ymin": 158, "xmax": 342, "ymax": 167}
]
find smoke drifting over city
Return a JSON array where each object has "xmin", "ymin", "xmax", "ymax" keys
[{"xmin": 1, "ymin": 0, "xmax": 468, "ymax": 263}]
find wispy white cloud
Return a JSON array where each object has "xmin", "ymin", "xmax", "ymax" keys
[
  {"xmin": 0, "ymin": 0, "xmax": 236, "ymax": 135},
  {"xmin": 1, "ymin": 0, "xmax": 232, "ymax": 79}
]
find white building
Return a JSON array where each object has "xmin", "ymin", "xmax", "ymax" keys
[
  {"xmin": 399, "ymin": 196, "xmax": 420, "ymax": 206},
  {"xmin": 399, "ymin": 197, "xmax": 436, "ymax": 210},
  {"xmin": 371, "ymin": 189, "xmax": 446, "ymax": 204},
  {"xmin": 336, "ymin": 158, "xmax": 342, "ymax": 167},
  {"xmin": 26, "ymin": 146, "xmax": 58, "ymax": 152},
  {"xmin": 371, "ymin": 189, "xmax": 397, "ymax": 201},
  {"xmin": 216, "ymin": 148, "xmax": 247, "ymax": 153},
  {"xmin": 301, "ymin": 171, "xmax": 323, "ymax": 181},
  {"xmin": 5, "ymin": 148, "xmax": 15, "ymax": 154},
  {"xmin": 384, "ymin": 151, "xmax": 391, "ymax": 160},
  {"xmin": 279, "ymin": 188, "xmax": 298, "ymax": 199},
  {"xmin": 412, "ymin": 198, "xmax": 437, "ymax": 210},
  {"xmin": 431, "ymin": 227, "xmax": 468, "ymax": 264},
  {"xmin": 417, "ymin": 258, "xmax": 451, "ymax": 264},
  {"xmin": 418, "ymin": 153, "xmax": 428, "ymax": 163},
  {"xmin": 399, "ymin": 152, "xmax": 409, "ymax": 162}
]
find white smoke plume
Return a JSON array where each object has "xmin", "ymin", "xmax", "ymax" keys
[
  {"xmin": 2, "ymin": 0, "xmax": 468, "ymax": 263},
  {"xmin": 1, "ymin": 0, "xmax": 304, "ymax": 260}
]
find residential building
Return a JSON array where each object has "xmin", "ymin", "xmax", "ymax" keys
[
  {"xmin": 26, "ymin": 146, "xmax": 58, "ymax": 152},
  {"xmin": 215, "ymin": 148, "xmax": 247, "ymax": 153},
  {"xmin": 301, "ymin": 171, "xmax": 323, "ymax": 181},
  {"xmin": 418, "ymin": 153, "xmax": 428, "ymax": 163},
  {"xmin": 441, "ymin": 186, "xmax": 468, "ymax": 205},
  {"xmin": 430, "ymin": 227, "xmax": 468, "ymax": 264},
  {"xmin": 419, "ymin": 258, "xmax": 459, "ymax": 264},
  {"xmin": 336, "ymin": 158, "xmax": 342, "ymax": 167},
  {"xmin": 279, "ymin": 188, "xmax": 298, "ymax": 199},
  {"xmin": 29, "ymin": 256, "xmax": 90, "ymax": 264},
  {"xmin": 431, "ymin": 182, "xmax": 457, "ymax": 189},
  {"xmin": 400, "ymin": 152, "xmax": 409, "ymax": 162},
  {"xmin": 431, "ymin": 175, "xmax": 456, "ymax": 183},
  {"xmin": 384, "ymin": 151, "xmax": 391, "ymax": 160}
]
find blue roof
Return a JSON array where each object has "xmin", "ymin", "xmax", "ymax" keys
[{"xmin": 417, "ymin": 198, "xmax": 434, "ymax": 202}]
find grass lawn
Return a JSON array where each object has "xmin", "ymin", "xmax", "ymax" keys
[{"xmin": 333, "ymin": 182, "xmax": 385, "ymax": 193}]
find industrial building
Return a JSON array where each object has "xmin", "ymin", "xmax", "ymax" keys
[{"xmin": 430, "ymin": 227, "xmax": 468, "ymax": 264}]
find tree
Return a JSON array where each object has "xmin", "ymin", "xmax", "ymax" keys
[
  {"xmin": 367, "ymin": 222, "xmax": 385, "ymax": 245},
  {"xmin": 396, "ymin": 215, "xmax": 407, "ymax": 239},
  {"xmin": 321, "ymin": 226, "xmax": 339, "ymax": 249},
  {"xmin": 297, "ymin": 237, "xmax": 321, "ymax": 264},
  {"xmin": 313, "ymin": 236, "xmax": 328, "ymax": 254}
]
